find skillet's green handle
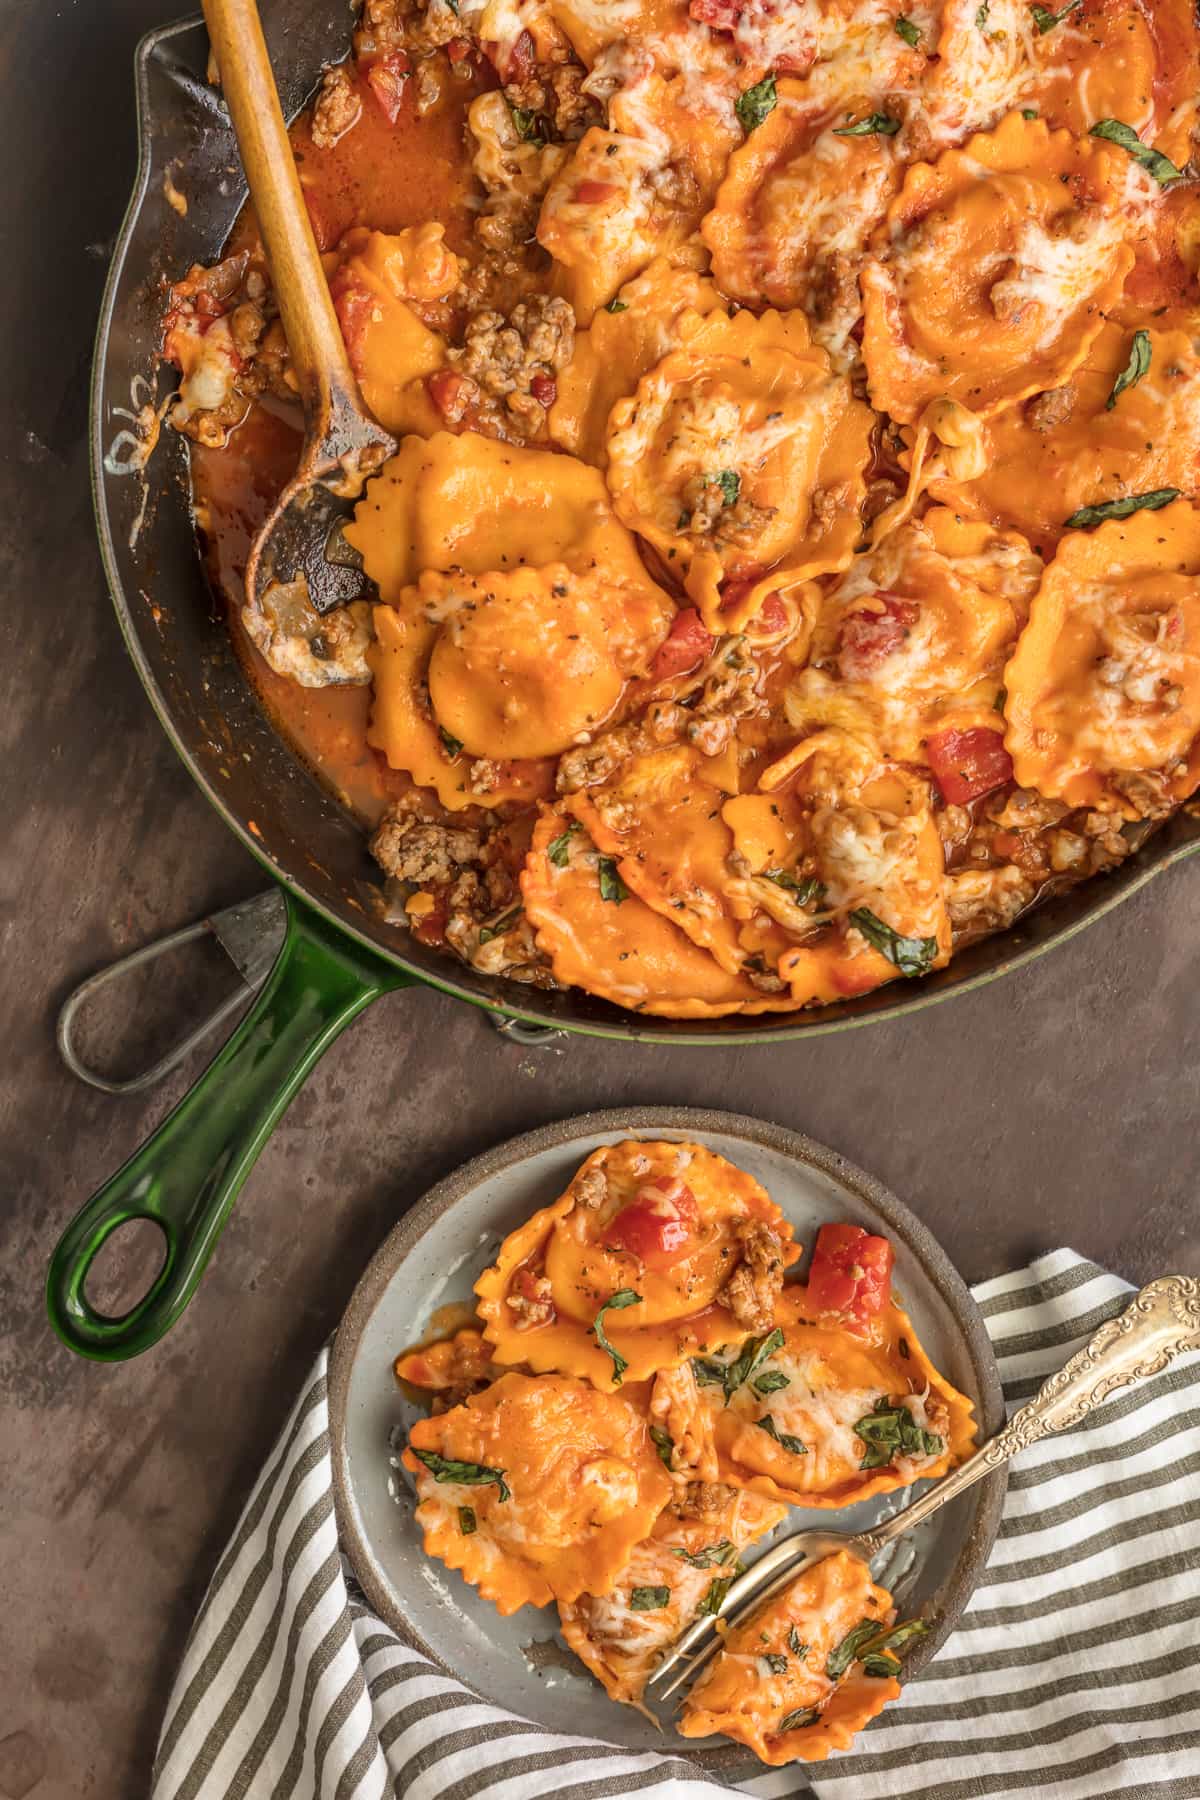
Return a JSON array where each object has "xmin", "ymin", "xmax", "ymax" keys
[{"xmin": 46, "ymin": 891, "xmax": 414, "ymax": 1361}]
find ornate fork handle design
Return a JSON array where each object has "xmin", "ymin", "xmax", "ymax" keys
[{"xmin": 865, "ymin": 1275, "xmax": 1200, "ymax": 1554}]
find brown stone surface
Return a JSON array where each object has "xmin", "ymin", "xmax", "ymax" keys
[{"xmin": 2, "ymin": 6, "xmax": 1199, "ymax": 1798}]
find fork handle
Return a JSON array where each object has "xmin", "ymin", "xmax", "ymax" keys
[{"xmin": 867, "ymin": 1275, "xmax": 1200, "ymax": 1552}]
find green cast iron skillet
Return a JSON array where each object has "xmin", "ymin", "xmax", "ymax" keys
[{"xmin": 49, "ymin": 4, "xmax": 1200, "ymax": 1361}]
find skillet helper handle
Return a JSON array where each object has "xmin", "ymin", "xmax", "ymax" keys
[
  {"xmin": 867, "ymin": 1276, "xmax": 1200, "ymax": 1551},
  {"xmin": 199, "ymin": 0, "xmax": 366, "ymax": 448},
  {"xmin": 46, "ymin": 893, "xmax": 411, "ymax": 1361}
]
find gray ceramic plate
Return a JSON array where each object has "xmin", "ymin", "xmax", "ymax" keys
[{"xmin": 328, "ymin": 1107, "xmax": 1006, "ymax": 1771}]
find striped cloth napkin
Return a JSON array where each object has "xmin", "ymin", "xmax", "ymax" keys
[{"xmin": 152, "ymin": 1250, "xmax": 1200, "ymax": 1800}]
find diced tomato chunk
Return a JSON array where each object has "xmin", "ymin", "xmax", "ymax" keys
[
  {"xmin": 504, "ymin": 28, "xmax": 536, "ymax": 83},
  {"xmin": 807, "ymin": 1223, "xmax": 894, "ymax": 1328},
  {"xmin": 331, "ymin": 278, "xmax": 375, "ymax": 368},
  {"xmin": 366, "ymin": 51, "xmax": 411, "ymax": 124},
  {"xmin": 192, "ymin": 289, "xmax": 226, "ymax": 320},
  {"xmin": 426, "ymin": 368, "xmax": 478, "ymax": 423},
  {"xmin": 530, "ymin": 371, "xmax": 557, "ymax": 408},
  {"xmin": 650, "ymin": 607, "xmax": 714, "ymax": 681},
  {"xmin": 446, "ymin": 36, "xmax": 473, "ymax": 64},
  {"xmin": 606, "ymin": 1177, "xmax": 700, "ymax": 1267},
  {"xmin": 755, "ymin": 591, "xmax": 788, "ymax": 634},
  {"xmin": 837, "ymin": 593, "xmax": 920, "ymax": 681},
  {"xmin": 575, "ymin": 179, "xmax": 619, "ymax": 204},
  {"xmin": 926, "ymin": 726, "xmax": 1014, "ymax": 806},
  {"xmin": 689, "ymin": 0, "xmax": 745, "ymax": 25}
]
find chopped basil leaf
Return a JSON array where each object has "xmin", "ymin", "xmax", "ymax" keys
[
  {"xmin": 894, "ymin": 14, "xmax": 921, "ymax": 45},
  {"xmin": 975, "ymin": 0, "xmax": 990, "ymax": 25},
  {"xmin": 605, "ymin": 297, "xmax": 629, "ymax": 313},
  {"xmin": 1021, "ymin": 107, "xmax": 1039, "ymax": 119},
  {"xmin": 692, "ymin": 1356, "xmax": 727, "ymax": 1386},
  {"xmin": 598, "ymin": 858, "xmax": 630, "ymax": 904},
  {"xmin": 673, "ymin": 1538, "xmax": 736, "ymax": 1568},
  {"xmin": 779, "ymin": 1705, "xmax": 821, "ymax": 1732},
  {"xmin": 1064, "ymin": 488, "xmax": 1181, "ymax": 530},
  {"xmin": 853, "ymin": 1398, "xmax": 944, "ymax": 1470},
  {"xmin": 763, "ymin": 1651, "xmax": 789, "ymax": 1675},
  {"xmin": 834, "ymin": 113, "xmax": 900, "ymax": 137},
  {"xmin": 445, "ymin": 0, "xmax": 460, "ymax": 13},
  {"xmin": 721, "ymin": 1327, "xmax": 786, "ymax": 1405},
  {"xmin": 788, "ymin": 1627, "xmax": 808, "ymax": 1658},
  {"xmin": 753, "ymin": 1369, "xmax": 792, "ymax": 1395},
  {"xmin": 993, "ymin": 687, "xmax": 1007, "ymax": 715},
  {"xmin": 735, "ymin": 73, "xmax": 777, "ymax": 134},
  {"xmin": 412, "ymin": 1448, "xmax": 510, "ymax": 1502},
  {"xmin": 547, "ymin": 820, "xmax": 581, "ymax": 867},
  {"xmin": 458, "ymin": 1505, "xmax": 477, "ymax": 1535},
  {"xmin": 826, "ymin": 1619, "xmax": 884, "ymax": 1680},
  {"xmin": 870, "ymin": 1618, "xmax": 931, "ymax": 1656},
  {"xmin": 848, "ymin": 906, "xmax": 938, "ymax": 977},
  {"xmin": 1089, "ymin": 118, "xmax": 1183, "ymax": 185},
  {"xmin": 1029, "ymin": 0, "xmax": 1080, "ymax": 32},
  {"xmin": 697, "ymin": 1572, "xmax": 736, "ymax": 1615},
  {"xmin": 649, "ymin": 1425, "xmax": 675, "ymax": 1471},
  {"xmin": 630, "ymin": 1585, "xmax": 670, "ymax": 1611},
  {"xmin": 1106, "ymin": 330, "xmax": 1152, "ymax": 411},
  {"xmin": 762, "ymin": 870, "xmax": 826, "ymax": 907},
  {"xmin": 508, "ymin": 105, "xmax": 542, "ymax": 143},
  {"xmin": 478, "ymin": 905, "xmax": 521, "ymax": 945},
  {"xmin": 438, "ymin": 725, "xmax": 464, "ymax": 759},
  {"xmin": 592, "ymin": 1287, "xmax": 641, "ymax": 1383},
  {"xmin": 863, "ymin": 1650, "xmax": 902, "ymax": 1678},
  {"xmin": 714, "ymin": 468, "xmax": 741, "ymax": 507},
  {"xmin": 756, "ymin": 1413, "xmax": 808, "ymax": 1456}
]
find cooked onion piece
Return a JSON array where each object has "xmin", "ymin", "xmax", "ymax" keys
[
  {"xmin": 567, "ymin": 741, "xmax": 798, "ymax": 981},
  {"xmin": 605, "ymin": 308, "xmax": 872, "ymax": 630},
  {"xmin": 474, "ymin": 1139, "xmax": 800, "ymax": 1385},
  {"xmin": 785, "ymin": 509, "xmax": 1041, "ymax": 761},
  {"xmin": 521, "ymin": 809, "xmax": 795, "ymax": 1016},
  {"xmin": 1003, "ymin": 500, "xmax": 1200, "ymax": 817},
  {"xmin": 558, "ymin": 1487, "xmax": 785, "ymax": 1708},
  {"xmin": 403, "ymin": 1371, "xmax": 672, "ymax": 1613},
  {"xmin": 723, "ymin": 730, "xmax": 951, "ymax": 1005},
  {"xmin": 692, "ymin": 1280, "xmax": 975, "ymax": 1508},
  {"xmin": 678, "ymin": 1550, "xmax": 901, "ymax": 1764},
  {"xmin": 861, "ymin": 113, "xmax": 1134, "ymax": 424},
  {"xmin": 926, "ymin": 324, "xmax": 1200, "ymax": 553},
  {"xmin": 703, "ymin": 94, "xmax": 900, "ymax": 368},
  {"xmin": 550, "ymin": 257, "xmax": 726, "ymax": 467},
  {"xmin": 329, "ymin": 224, "xmax": 459, "ymax": 435}
]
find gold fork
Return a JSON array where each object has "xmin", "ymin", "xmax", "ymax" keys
[{"xmin": 650, "ymin": 1274, "xmax": 1200, "ymax": 1700}]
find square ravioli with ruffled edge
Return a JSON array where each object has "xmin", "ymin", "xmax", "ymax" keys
[
  {"xmin": 558, "ymin": 1484, "xmax": 787, "ymax": 1708},
  {"xmin": 686, "ymin": 1223, "xmax": 976, "ymax": 1508},
  {"xmin": 678, "ymin": 1548, "xmax": 918, "ymax": 1765},
  {"xmin": 403, "ymin": 1370, "xmax": 673, "ymax": 1613},
  {"xmin": 474, "ymin": 1140, "xmax": 801, "ymax": 1385}
]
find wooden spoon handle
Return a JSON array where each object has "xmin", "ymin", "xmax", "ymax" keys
[{"xmin": 200, "ymin": 0, "xmax": 366, "ymax": 452}]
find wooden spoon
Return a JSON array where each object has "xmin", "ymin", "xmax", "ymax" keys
[{"xmin": 201, "ymin": 0, "xmax": 396, "ymax": 682}]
